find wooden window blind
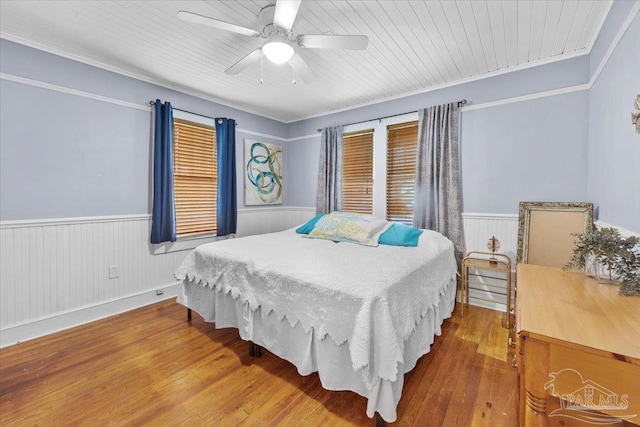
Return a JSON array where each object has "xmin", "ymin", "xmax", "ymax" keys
[
  {"xmin": 386, "ymin": 121, "xmax": 418, "ymax": 224},
  {"xmin": 173, "ymin": 118, "xmax": 217, "ymax": 236},
  {"xmin": 342, "ymin": 129, "xmax": 374, "ymax": 215}
]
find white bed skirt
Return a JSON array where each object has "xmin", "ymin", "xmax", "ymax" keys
[{"xmin": 177, "ymin": 278, "xmax": 456, "ymax": 422}]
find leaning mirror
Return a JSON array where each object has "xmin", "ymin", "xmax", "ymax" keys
[{"xmin": 517, "ymin": 202, "xmax": 594, "ymax": 268}]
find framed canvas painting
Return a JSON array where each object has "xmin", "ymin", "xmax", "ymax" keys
[{"xmin": 244, "ymin": 139, "xmax": 283, "ymax": 205}]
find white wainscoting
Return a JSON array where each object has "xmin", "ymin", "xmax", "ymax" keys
[
  {"xmin": 7, "ymin": 208, "xmax": 598, "ymax": 346},
  {"xmin": 461, "ymin": 216, "xmax": 640, "ymax": 312},
  {"xmin": 236, "ymin": 207, "xmax": 315, "ymax": 237},
  {"xmin": 0, "ymin": 207, "xmax": 316, "ymax": 347},
  {"xmin": 595, "ymin": 220, "xmax": 640, "ymax": 238},
  {"xmin": 461, "ymin": 213, "xmax": 519, "ymax": 312}
]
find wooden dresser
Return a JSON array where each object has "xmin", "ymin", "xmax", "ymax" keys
[{"xmin": 516, "ymin": 264, "xmax": 640, "ymax": 426}]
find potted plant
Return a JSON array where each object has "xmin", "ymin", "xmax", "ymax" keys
[{"xmin": 564, "ymin": 227, "xmax": 640, "ymax": 296}]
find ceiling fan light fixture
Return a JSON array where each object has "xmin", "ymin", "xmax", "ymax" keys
[{"xmin": 262, "ymin": 41, "xmax": 294, "ymax": 64}]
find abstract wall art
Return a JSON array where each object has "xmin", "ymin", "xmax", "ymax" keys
[{"xmin": 244, "ymin": 139, "xmax": 283, "ymax": 205}]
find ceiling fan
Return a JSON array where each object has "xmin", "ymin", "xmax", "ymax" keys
[{"xmin": 177, "ymin": 0, "xmax": 369, "ymax": 83}]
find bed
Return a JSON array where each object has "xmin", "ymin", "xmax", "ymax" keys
[{"xmin": 174, "ymin": 221, "xmax": 458, "ymax": 423}]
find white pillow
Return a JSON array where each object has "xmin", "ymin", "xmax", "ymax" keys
[{"xmin": 306, "ymin": 211, "xmax": 392, "ymax": 247}]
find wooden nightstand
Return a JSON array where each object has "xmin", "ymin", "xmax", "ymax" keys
[{"xmin": 461, "ymin": 251, "xmax": 513, "ymax": 328}]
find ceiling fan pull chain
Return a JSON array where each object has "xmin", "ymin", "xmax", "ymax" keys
[
  {"xmin": 260, "ymin": 51, "xmax": 264, "ymax": 84},
  {"xmin": 292, "ymin": 54, "xmax": 296, "ymax": 85}
]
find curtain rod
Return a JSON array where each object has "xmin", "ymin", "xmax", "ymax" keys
[
  {"xmin": 316, "ymin": 99, "xmax": 467, "ymax": 133},
  {"xmin": 149, "ymin": 100, "xmax": 237, "ymax": 125}
]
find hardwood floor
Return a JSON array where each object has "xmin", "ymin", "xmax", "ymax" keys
[{"xmin": 0, "ymin": 301, "xmax": 517, "ymax": 426}]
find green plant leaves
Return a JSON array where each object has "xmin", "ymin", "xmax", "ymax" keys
[{"xmin": 565, "ymin": 228, "xmax": 640, "ymax": 296}]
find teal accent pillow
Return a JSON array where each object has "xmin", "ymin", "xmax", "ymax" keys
[
  {"xmin": 295, "ymin": 214, "xmax": 324, "ymax": 234},
  {"xmin": 379, "ymin": 223, "xmax": 423, "ymax": 247}
]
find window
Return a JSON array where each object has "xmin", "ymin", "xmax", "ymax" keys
[
  {"xmin": 173, "ymin": 118, "xmax": 217, "ymax": 236},
  {"xmin": 386, "ymin": 121, "xmax": 419, "ymax": 224},
  {"xmin": 340, "ymin": 112, "xmax": 418, "ymax": 221},
  {"xmin": 342, "ymin": 129, "xmax": 374, "ymax": 215}
]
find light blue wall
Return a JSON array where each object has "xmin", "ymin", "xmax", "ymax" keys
[
  {"xmin": 0, "ymin": 81, "xmax": 151, "ymax": 218},
  {"xmin": 0, "ymin": 39, "xmax": 288, "ymax": 220},
  {"xmin": 0, "ymin": 40, "xmax": 288, "ymax": 138},
  {"xmin": 588, "ymin": 12, "xmax": 639, "ymax": 232},
  {"xmin": 285, "ymin": 55, "xmax": 591, "ymax": 212},
  {"xmin": 2, "ymin": 3, "xmax": 637, "ymax": 228},
  {"xmin": 286, "ymin": 139, "xmax": 321, "ymax": 207},
  {"xmin": 286, "ymin": 55, "xmax": 589, "ymax": 138},
  {"xmin": 285, "ymin": 1, "xmax": 638, "ymax": 220},
  {"xmin": 462, "ymin": 92, "xmax": 589, "ymax": 213}
]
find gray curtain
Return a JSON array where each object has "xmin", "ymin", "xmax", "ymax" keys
[
  {"xmin": 413, "ymin": 102, "xmax": 466, "ymax": 267},
  {"xmin": 316, "ymin": 126, "xmax": 343, "ymax": 214}
]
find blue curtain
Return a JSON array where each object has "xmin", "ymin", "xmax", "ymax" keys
[
  {"xmin": 150, "ymin": 99, "xmax": 176, "ymax": 244},
  {"xmin": 216, "ymin": 118, "xmax": 237, "ymax": 236}
]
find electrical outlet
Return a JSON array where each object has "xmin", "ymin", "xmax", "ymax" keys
[
  {"xmin": 108, "ymin": 265, "xmax": 119, "ymax": 279},
  {"xmin": 156, "ymin": 289, "xmax": 164, "ymax": 296}
]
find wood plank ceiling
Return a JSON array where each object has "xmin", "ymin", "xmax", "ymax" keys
[{"xmin": 0, "ymin": 1, "xmax": 612, "ymax": 123}]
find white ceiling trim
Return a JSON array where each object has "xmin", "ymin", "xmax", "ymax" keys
[
  {"xmin": 461, "ymin": 83, "xmax": 590, "ymax": 112},
  {"xmin": 1, "ymin": 71, "xmax": 289, "ymax": 141},
  {"xmin": 588, "ymin": 1, "xmax": 639, "ymax": 87},
  {"xmin": 286, "ymin": 133, "xmax": 320, "ymax": 142},
  {"xmin": 3, "ymin": 1, "xmax": 635, "ymax": 144},
  {"xmin": 293, "ymin": 79, "xmax": 593, "ymax": 142},
  {"xmin": 0, "ymin": 32, "xmax": 287, "ymax": 123},
  {"xmin": 0, "ymin": 72, "xmax": 150, "ymax": 112},
  {"xmin": 584, "ymin": 0, "xmax": 616, "ymax": 52},
  {"xmin": 0, "ymin": 31, "xmax": 592, "ymax": 124},
  {"xmin": 236, "ymin": 128, "xmax": 289, "ymax": 143},
  {"xmin": 5, "ymin": 0, "xmax": 633, "ymax": 149},
  {"xmin": 0, "ymin": 0, "xmax": 613, "ymax": 126},
  {"xmin": 290, "ymin": 46, "xmax": 591, "ymax": 123}
]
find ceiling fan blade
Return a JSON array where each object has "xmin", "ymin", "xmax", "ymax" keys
[
  {"xmin": 288, "ymin": 54, "xmax": 317, "ymax": 83},
  {"xmin": 225, "ymin": 48, "xmax": 263, "ymax": 75},
  {"xmin": 177, "ymin": 10, "xmax": 259, "ymax": 37},
  {"xmin": 274, "ymin": 0, "xmax": 301, "ymax": 31},
  {"xmin": 298, "ymin": 34, "xmax": 369, "ymax": 50}
]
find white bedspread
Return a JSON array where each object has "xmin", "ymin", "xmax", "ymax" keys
[{"xmin": 175, "ymin": 227, "xmax": 457, "ymax": 389}]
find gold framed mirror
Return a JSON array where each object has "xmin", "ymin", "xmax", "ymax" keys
[{"xmin": 517, "ymin": 202, "xmax": 594, "ymax": 268}]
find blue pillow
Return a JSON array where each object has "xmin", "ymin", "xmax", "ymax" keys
[
  {"xmin": 379, "ymin": 223, "xmax": 423, "ymax": 247},
  {"xmin": 295, "ymin": 214, "xmax": 325, "ymax": 234}
]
